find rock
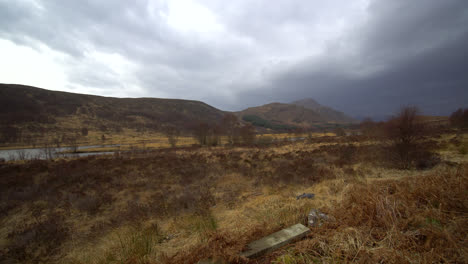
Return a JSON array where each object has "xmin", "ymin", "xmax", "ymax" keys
[
  {"xmin": 296, "ymin": 193, "xmax": 315, "ymax": 200},
  {"xmin": 239, "ymin": 223, "xmax": 311, "ymax": 258},
  {"xmin": 308, "ymin": 209, "xmax": 329, "ymax": 227},
  {"xmin": 162, "ymin": 233, "xmax": 179, "ymax": 242}
]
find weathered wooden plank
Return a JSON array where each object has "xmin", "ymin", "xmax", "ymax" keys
[{"xmin": 239, "ymin": 223, "xmax": 311, "ymax": 258}]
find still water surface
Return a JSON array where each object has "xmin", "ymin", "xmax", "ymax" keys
[{"xmin": 0, "ymin": 145, "xmax": 119, "ymax": 161}]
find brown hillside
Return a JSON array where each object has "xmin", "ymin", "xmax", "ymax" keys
[
  {"xmin": 0, "ymin": 83, "xmax": 225, "ymax": 134},
  {"xmin": 292, "ymin": 98, "xmax": 356, "ymax": 123},
  {"xmin": 236, "ymin": 102, "xmax": 356, "ymax": 130},
  {"xmin": 237, "ymin": 102, "xmax": 325, "ymax": 127}
]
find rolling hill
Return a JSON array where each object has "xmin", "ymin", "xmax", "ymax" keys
[
  {"xmin": 0, "ymin": 84, "xmax": 358, "ymax": 144},
  {"xmin": 236, "ymin": 103, "xmax": 325, "ymax": 129},
  {"xmin": 0, "ymin": 84, "xmax": 225, "ymax": 135},
  {"xmin": 235, "ymin": 100, "xmax": 357, "ymax": 131},
  {"xmin": 291, "ymin": 98, "xmax": 356, "ymax": 123}
]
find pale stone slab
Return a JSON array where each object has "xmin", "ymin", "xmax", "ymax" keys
[{"xmin": 239, "ymin": 223, "xmax": 311, "ymax": 258}]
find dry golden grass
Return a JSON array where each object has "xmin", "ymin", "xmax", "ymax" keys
[
  {"xmin": 0, "ymin": 130, "xmax": 333, "ymax": 151},
  {"xmin": 0, "ymin": 132, "xmax": 467, "ymax": 263},
  {"xmin": 269, "ymin": 165, "xmax": 468, "ymax": 263}
]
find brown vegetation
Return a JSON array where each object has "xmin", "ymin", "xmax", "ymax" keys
[
  {"xmin": 384, "ymin": 106, "xmax": 429, "ymax": 169},
  {"xmin": 222, "ymin": 113, "xmax": 239, "ymax": 145},
  {"xmin": 0, "ymin": 124, "xmax": 466, "ymax": 263},
  {"xmin": 164, "ymin": 126, "xmax": 180, "ymax": 148},
  {"xmin": 358, "ymin": 107, "xmax": 441, "ymax": 170},
  {"xmin": 450, "ymin": 108, "xmax": 468, "ymax": 129},
  {"xmin": 0, "ymin": 84, "xmax": 225, "ymax": 148},
  {"xmin": 265, "ymin": 165, "xmax": 468, "ymax": 263}
]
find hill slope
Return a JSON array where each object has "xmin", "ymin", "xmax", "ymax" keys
[
  {"xmin": 0, "ymin": 84, "xmax": 225, "ymax": 134},
  {"xmin": 0, "ymin": 84, "xmax": 358, "ymax": 143},
  {"xmin": 236, "ymin": 100, "xmax": 356, "ymax": 131},
  {"xmin": 292, "ymin": 98, "xmax": 356, "ymax": 123},
  {"xmin": 237, "ymin": 103, "xmax": 326, "ymax": 128}
]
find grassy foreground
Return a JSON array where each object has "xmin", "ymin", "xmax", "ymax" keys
[{"xmin": 0, "ymin": 133, "xmax": 467, "ymax": 263}]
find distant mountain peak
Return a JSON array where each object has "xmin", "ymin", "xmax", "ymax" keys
[{"xmin": 235, "ymin": 98, "xmax": 357, "ymax": 131}]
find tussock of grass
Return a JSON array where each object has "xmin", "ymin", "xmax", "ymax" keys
[
  {"xmin": 68, "ymin": 224, "xmax": 164, "ymax": 264},
  {"xmin": 267, "ymin": 165, "xmax": 468, "ymax": 263}
]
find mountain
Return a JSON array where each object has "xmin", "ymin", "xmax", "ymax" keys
[
  {"xmin": 291, "ymin": 98, "xmax": 356, "ymax": 123},
  {"xmin": 0, "ymin": 84, "xmax": 357, "ymax": 140},
  {"xmin": 235, "ymin": 101, "xmax": 355, "ymax": 131},
  {"xmin": 236, "ymin": 102, "xmax": 325, "ymax": 129},
  {"xmin": 0, "ymin": 84, "xmax": 225, "ymax": 134}
]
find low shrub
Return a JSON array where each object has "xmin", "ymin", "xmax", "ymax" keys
[{"xmin": 6, "ymin": 212, "xmax": 70, "ymax": 262}]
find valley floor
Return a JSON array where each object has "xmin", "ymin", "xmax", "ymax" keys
[{"xmin": 0, "ymin": 133, "xmax": 467, "ymax": 263}]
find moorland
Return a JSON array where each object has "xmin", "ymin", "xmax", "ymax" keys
[
  {"xmin": 0, "ymin": 84, "xmax": 467, "ymax": 263},
  {"xmin": 1, "ymin": 121, "xmax": 467, "ymax": 263}
]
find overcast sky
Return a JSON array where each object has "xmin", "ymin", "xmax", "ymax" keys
[{"xmin": 1, "ymin": 0, "xmax": 467, "ymax": 118}]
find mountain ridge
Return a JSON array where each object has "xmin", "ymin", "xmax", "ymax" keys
[
  {"xmin": 291, "ymin": 98, "xmax": 356, "ymax": 123},
  {"xmin": 0, "ymin": 84, "xmax": 357, "ymax": 136},
  {"xmin": 0, "ymin": 83, "xmax": 225, "ymax": 134}
]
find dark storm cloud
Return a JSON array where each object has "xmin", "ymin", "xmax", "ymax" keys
[
  {"xmin": 233, "ymin": 0, "xmax": 468, "ymax": 117},
  {"xmin": 0, "ymin": 0, "xmax": 466, "ymax": 117},
  {"xmin": 264, "ymin": 32, "xmax": 468, "ymax": 118}
]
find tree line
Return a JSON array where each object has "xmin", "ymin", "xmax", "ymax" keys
[
  {"xmin": 164, "ymin": 113, "xmax": 256, "ymax": 147},
  {"xmin": 358, "ymin": 106, "xmax": 467, "ymax": 169}
]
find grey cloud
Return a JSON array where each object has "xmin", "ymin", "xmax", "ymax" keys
[
  {"xmin": 358, "ymin": 0, "xmax": 468, "ymax": 66},
  {"xmin": 230, "ymin": 0, "xmax": 468, "ymax": 117},
  {"xmin": 0, "ymin": 0, "xmax": 467, "ymax": 118},
  {"xmin": 246, "ymin": 35, "xmax": 468, "ymax": 117}
]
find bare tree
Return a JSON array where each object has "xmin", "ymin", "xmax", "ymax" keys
[
  {"xmin": 53, "ymin": 136, "xmax": 61, "ymax": 148},
  {"xmin": 385, "ymin": 106, "xmax": 427, "ymax": 169},
  {"xmin": 360, "ymin": 118, "xmax": 386, "ymax": 139},
  {"xmin": 222, "ymin": 114, "xmax": 238, "ymax": 145},
  {"xmin": 165, "ymin": 126, "xmax": 180, "ymax": 148},
  {"xmin": 334, "ymin": 127, "xmax": 346, "ymax": 137},
  {"xmin": 16, "ymin": 149, "xmax": 27, "ymax": 160},
  {"xmin": 207, "ymin": 125, "xmax": 222, "ymax": 146},
  {"xmin": 360, "ymin": 118, "xmax": 376, "ymax": 137},
  {"xmin": 41, "ymin": 141, "xmax": 56, "ymax": 160},
  {"xmin": 68, "ymin": 137, "xmax": 79, "ymax": 153},
  {"xmin": 449, "ymin": 108, "xmax": 468, "ymax": 130},
  {"xmin": 239, "ymin": 124, "xmax": 256, "ymax": 145},
  {"xmin": 193, "ymin": 122, "xmax": 210, "ymax": 145}
]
